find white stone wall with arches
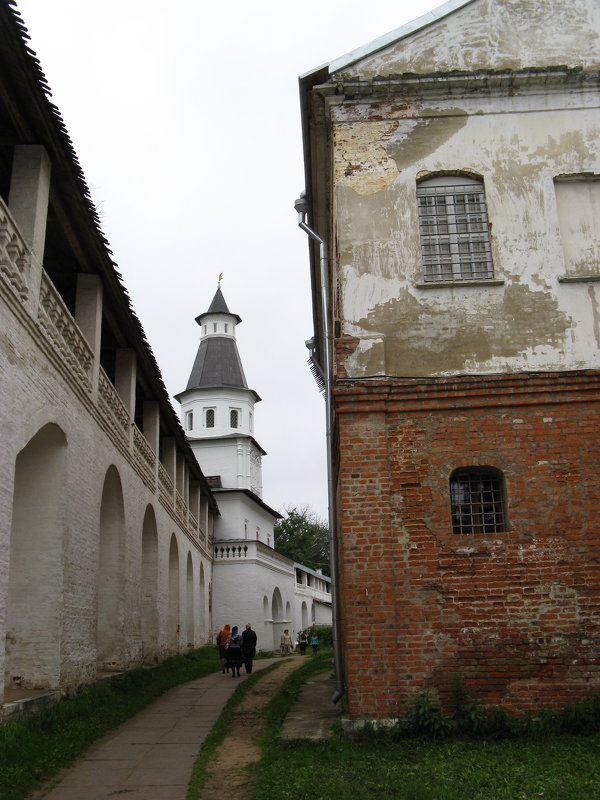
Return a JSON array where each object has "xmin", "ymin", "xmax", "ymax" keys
[{"xmin": 0, "ymin": 309, "xmax": 214, "ymax": 705}]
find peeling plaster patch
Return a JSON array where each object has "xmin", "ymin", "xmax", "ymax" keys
[
  {"xmin": 336, "ymin": 185, "xmax": 410, "ymax": 246},
  {"xmin": 341, "ymin": 264, "xmax": 401, "ymax": 328},
  {"xmin": 386, "ymin": 114, "xmax": 467, "ymax": 171},
  {"xmin": 340, "ymin": 281, "xmax": 571, "ymax": 378},
  {"xmin": 334, "ymin": 121, "xmax": 400, "ymax": 195},
  {"xmin": 343, "ymin": 336, "xmax": 387, "ymax": 377},
  {"xmin": 588, "ymin": 284, "xmax": 600, "ymax": 349},
  {"xmin": 533, "ymin": 130, "xmax": 589, "ymax": 167}
]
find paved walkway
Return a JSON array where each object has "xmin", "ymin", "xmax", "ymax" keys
[{"xmin": 33, "ymin": 657, "xmax": 342, "ymax": 800}]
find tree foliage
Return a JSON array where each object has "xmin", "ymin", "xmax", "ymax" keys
[{"xmin": 274, "ymin": 505, "xmax": 330, "ymax": 575}]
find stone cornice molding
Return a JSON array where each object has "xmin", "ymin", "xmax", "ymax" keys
[
  {"xmin": 317, "ymin": 66, "xmax": 599, "ymax": 105},
  {"xmin": 334, "ymin": 370, "xmax": 600, "ymax": 414}
]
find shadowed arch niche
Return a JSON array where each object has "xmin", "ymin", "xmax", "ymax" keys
[
  {"xmin": 168, "ymin": 535, "xmax": 180, "ymax": 651},
  {"xmin": 6, "ymin": 424, "xmax": 67, "ymax": 691},
  {"xmin": 97, "ymin": 466, "xmax": 126, "ymax": 670},
  {"xmin": 141, "ymin": 505, "xmax": 159, "ymax": 663},
  {"xmin": 186, "ymin": 552, "xmax": 194, "ymax": 647},
  {"xmin": 272, "ymin": 587, "xmax": 284, "ymax": 650},
  {"xmin": 198, "ymin": 563, "xmax": 206, "ymax": 640}
]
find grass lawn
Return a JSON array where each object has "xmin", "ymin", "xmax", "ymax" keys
[
  {"xmin": 252, "ymin": 654, "xmax": 600, "ymax": 800},
  {"xmin": 252, "ymin": 733, "xmax": 600, "ymax": 800}
]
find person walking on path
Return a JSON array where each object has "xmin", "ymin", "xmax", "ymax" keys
[
  {"xmin": 241, "ymin": 622, "xmax": 257, "ymax": 674},
  {"xmin": 225, "ymin": 625, "xmax": 243, "ymax": 677},
  {"xmin": 217, "ymin": 623, "xmax": 231, "ymax": 673},
  {"xmin": 298, "ymin": 631, "xmax": 308, "ymax": 655},
  {"xmin": 280, "ymin": 628, "xmax": 293, "ymax": 655},
  {"xmin": 310, "ymin": 632, "xmax": 319, "ymax": 654}
]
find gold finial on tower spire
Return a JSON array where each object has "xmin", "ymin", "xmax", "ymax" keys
[{"xmin": 218, "ymin": 272, "xmax": 223, "ymax": 288}]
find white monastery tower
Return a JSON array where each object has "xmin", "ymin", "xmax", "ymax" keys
[
  {"xmin": 176, "ymin": 286, "xmax": 266, "ymax": 506},
  {"xmin": 176, "ymin": 284, "xmax": 332, "ymax": 649}
]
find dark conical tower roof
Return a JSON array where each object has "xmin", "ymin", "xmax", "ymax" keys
[
  {"xmin": 185, "ymin": 338, "xmax": 248, "ymax": 391},
  {"xmin": 183, "ymin": 287, "xmax": 259, "ymax": 401}
]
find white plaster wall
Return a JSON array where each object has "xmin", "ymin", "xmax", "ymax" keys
[
  {"xmin": 212, "ymin": 492, "xmax": 277, "ymax": 547},
  {"xmin": 212, "ymin": 544, "xmax": 296, "ymax": 651},
  {"xmin": 189, "ymin": 434, "xmax": 263, "ymax": 496},
  {"xmin": 181, "ymin": 387, "xmax": 256, "ymax": 439}
]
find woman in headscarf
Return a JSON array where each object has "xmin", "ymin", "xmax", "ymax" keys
[
  {"xmin": 225, "ymin": 625, "xmax": 243, "ymax": 678},
  {"xmin": 217, "ymin": 623, "xmax": 231, "ymax": 673}
]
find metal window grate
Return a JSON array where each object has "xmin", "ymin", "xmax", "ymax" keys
[
  {"xmin": 418, "ymin": 182, "xmax": 494, "ymax": 282},
  {"xmin": 450, "ymin": 468, "xmax": 506, "ymax": 534}
]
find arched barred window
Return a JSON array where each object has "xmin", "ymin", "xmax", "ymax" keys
[{"xmin": 417, "ymin": 175, "xmax": 493, "ymax": 282}]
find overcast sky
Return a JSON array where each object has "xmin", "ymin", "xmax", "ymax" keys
[{"xmin": 16, "ymin": 0, "xmax": 440, "ymax": 521}]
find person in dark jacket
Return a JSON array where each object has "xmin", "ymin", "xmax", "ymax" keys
[
  {"xmin": 225, "ymin": 625, "xmax": 243, "ymax": 678},
  {"xmin": 241, "ymin": 623, "xmax": 258, "ymax": 674}
]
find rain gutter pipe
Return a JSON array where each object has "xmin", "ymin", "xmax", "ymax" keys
[{"xmin": 294, "ymin": 192, "xmax": 344, "ymax": 705}]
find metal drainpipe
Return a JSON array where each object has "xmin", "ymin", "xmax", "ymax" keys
[{"xmin": 294, "ymin": 193, "xmax": 344, "ymax": 704}]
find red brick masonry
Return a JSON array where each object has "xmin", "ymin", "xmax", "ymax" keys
[{"xmin": 334, "ymin": 370, "xmax": 600, "ymax": 719}]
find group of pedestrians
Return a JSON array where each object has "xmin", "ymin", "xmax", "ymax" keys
[
  {"xmin": 216, "ymin": 622, "xmax": 257, "ymax": 677},
  {"xmin": 297, "ymin": 630, "xmax": 319, "ymax": 655},
  {"xmin": 217, "ymin": 623, "xmax": 320, "ymax": 675}
]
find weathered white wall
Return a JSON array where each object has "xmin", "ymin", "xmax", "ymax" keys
[
  {"xmin": 336, "ymin": 0, "xmax": 600, "ymax": 79},
  {"xmin": 328, "ymin": 0, "xmax": 600, "ymax": 379}
]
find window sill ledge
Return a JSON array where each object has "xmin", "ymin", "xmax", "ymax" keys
[
  {"xmin": 558, "ymin": 274, "xmax": 600, "ymax": 283},
  {"xmin": 416, "ymin": 279, "xmax": 505, "ymax": 289}
]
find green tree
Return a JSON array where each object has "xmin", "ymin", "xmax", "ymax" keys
[{"xmin": 274, "ymin": 505, "xmax": 330, "ymax": 575}]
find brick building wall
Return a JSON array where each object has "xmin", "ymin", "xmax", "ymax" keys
[{"xmin": 335, "ymin": 370, "xmax": 600, "ymax": 719}]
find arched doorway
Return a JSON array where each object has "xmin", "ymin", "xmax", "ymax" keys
[
  {"xmin": 6, "ymin": 424, "xmax": 66, "ymax": 690},
  {"xmin": 141, "ymin": 505, "xmax": 159, "ymax": 663},
  {"xmin": 98, "ymin": 466, "xmax": 126, "ymax": 670}
]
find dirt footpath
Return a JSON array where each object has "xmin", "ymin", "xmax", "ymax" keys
[{"xmin": 199, "ymin": 658, "xmax": 304, "ymax": 799}]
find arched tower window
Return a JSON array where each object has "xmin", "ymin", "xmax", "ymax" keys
[
  {"xmin": 205, "ymin": 408, "xmax": 215, "ymax": 428},
  {"xmin": 230, "ymin": 409, "xmax": 239, "ymax": 428}
]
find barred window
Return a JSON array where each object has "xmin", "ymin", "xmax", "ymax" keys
[
  {"xmin": 230, "ymin": 409, "xmax": 239, "ymax": 428},
  {"xmin": 450, "ymin": 467, "xmax": 506, "ymax": 534},
  {"xmin": 417, "ymin": 176, "xmax": 493, "ymax": 283},
  {"xmin": 205, "ymin": 408, "xmax": 215, "ymax": 428}
]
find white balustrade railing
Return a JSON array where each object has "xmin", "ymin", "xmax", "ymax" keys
[
  {"xmin": 38, "ymin": 272, "xmax": 94, "ymax": 388},
  {"xmin": 0, "ymin": 196, "xmax": 208, "ymax": 547},
  {"xmin": 0, "ymin": 203, "xmax": 30, "ymax": 304},
  {"xmin": 98, "ymin": 368, "xmax": 130, "ymax": 440}
]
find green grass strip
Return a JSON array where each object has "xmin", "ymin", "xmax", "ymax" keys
[
  {"xmin": 0, "ymin": 646, "xmax": 220, "ymax": 800},
  {"xmin": 186, "ymin": 660, "xmax": 282, "ymax": 799},
  {"xmin": 249, "ymin": 655, "xmax": 600, "ymax": 800}
]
